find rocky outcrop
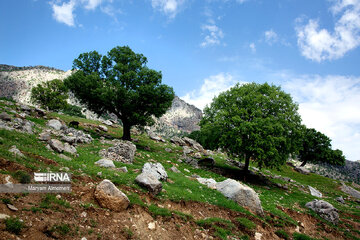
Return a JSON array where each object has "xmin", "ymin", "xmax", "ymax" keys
[
  {"xmin": 340, "ymin": 182, "xmax": 360, "ymax": 199},
  {"xmin": 47, "ymin": 119, "xmax": 64, "ymax": 131},
  {"xmin": 135, "ymin": 172, "xmax": 162, "ymax": 195},
  {"xmin": 305, "ymin": 200, "xmax": 339, "ymax": 224},
  {"xmin": 94, "ymin": 179, "xmax": 130, "ymax": 211},
  {"xmin": 99, "ymin": 141, "xmax": 136, "ymax": 164},
  {"xmin": 308, "ymin": 186, "xmax": 322, "ymax": 198},
  {"xmin": 95, "ymin": 159, "xmax": 116, "ymax": 168},
  {"xmin": 142, "ymin": 162, "xmax": 168, "ymax": 181}
]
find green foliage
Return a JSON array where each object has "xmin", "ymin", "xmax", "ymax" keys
[
  {"xmin": 62, "ymin": 104, "xmax": 85, "ymax": 118},
  {"xmin": 196, "ymin": 217, "xmax": 234, "ymax": 229},
  {"xmin": 50, "ymin": 223, "xmax": 71, "ymax": 236},
  {"xmin": 13, "ymin": 170, "xmax": 31, "ymax": 183},
  {"xmin": 201, "ymin": 82, "xmax": 302, "ymax": 171},
  {"xmin": 299, "ymin": 128, "xmax": 346, "ymax": 166},
  {"xmin": 40, "ymin": 194, "xmax": 71, "ymax": 210},
  {"xmin": 1, "ymin": 197, "xmax": 12, "ymax": 204},
  {"xmin": 148, "ymin": 204, "xmax": 172, "ymax": 218},
  {"xmin": 188, "ymin": 122, "xmax": 222, "ymax": 150},
  {"xmin": 292, "ymin": 232, "xmax": 317, "ymax": 240},
  {"xmin": 64, "ymin": 46, "xmax": 175, "ymax": 140},
  {"xmin": 275, "ymin": 229, "xmax": 289, "ymax": 239},
  {"xmin": 236, "ymin": 217, "xmax": 256, "ymax": 230},
  {"xmin": 5, "ymin": 217, "xmax": 24, "ymax": 235},
  {"xmin": 31, "ymin": 79, "xmax": 68, "ymax": 111}
]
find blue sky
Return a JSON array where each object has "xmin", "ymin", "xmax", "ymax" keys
[{"xmin": 1, "ymin": 0, "xmax": 360, "ymax": 161}]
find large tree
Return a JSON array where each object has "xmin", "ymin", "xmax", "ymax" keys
[
  {"xmin": 31, "ymin": 79, "xmax": 68, "ymax": 111},
  {"xmin": 201, "ymin": 82, "xmax": 303, "ymax": 172},
  {"xmin": 298, "ymin": 128, "xmax": 345, "ymax": 166},
  {"xmin": 64, "ymin": 46, "xmax": 175, "ymax": 140}
]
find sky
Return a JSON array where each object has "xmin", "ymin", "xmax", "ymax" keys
[{"xmin": 1, "ymin": 0, "xmax": 360, "ymax": 161}]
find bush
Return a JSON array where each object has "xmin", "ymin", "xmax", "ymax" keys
[
  {"xmin": 62, "ymin": 104, "xmax": 85, "ymax": 118},
  {"xmin": 31, "ymin": 79, "xmax": 68, "ymax": 111},
  {"xmin": 5, "ymin": 217, "xmax": 24, "ymax": 235},
  {"xmin": 275, "ymin": 229, "xmax": 289, "ymax": 239},
  {"xmin": 14, "ymin": 170, "xmax": 31, "ymax": 184}
]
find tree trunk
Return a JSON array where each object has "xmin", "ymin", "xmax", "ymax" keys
[
  {"xmin": 122, "ymin": 121, "xmax": 131, "ymax": 141},
  {"xmin": 244, "ymin": 155, "xmax": 250, "ymax": 172},
  {"xmin": 300, "ymin": 160, "xmax": 307, "ymax": 167}
]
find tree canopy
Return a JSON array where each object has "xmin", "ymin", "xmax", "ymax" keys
[
  {"xmin": 31, "ymin": 79, "xmax": 68, "ymax": 111},
  {"xmin": 64, "ymin": 46, "xmax": 175, "ymax": 140},
  {"xmin": 298, "ymin": 128, "xmax": 346, "ymax": 166},
  {"xmin": 201, "ymin": 82, "xmax": 303, "ymax": 171}
]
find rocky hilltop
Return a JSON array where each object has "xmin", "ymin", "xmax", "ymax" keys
[{"xmin": 0, "ymin": 65, "xmax": 202, "ymax": 136}]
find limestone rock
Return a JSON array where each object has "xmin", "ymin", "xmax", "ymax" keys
[
  {"xmin": 94, "ymin": 179, "xmax": 130, "ymax": 211},
  {"xmin": 216, "ymin": 179, "xmax": 264, "ymax": 216},
  {"xmin": 9, "ymin": 145, "xmax": 25, "ymax": 158},
  {"xmin": 102, "ymin": 120, "xmax": 113, "ymax": 126},
  {"xmin": 0, "ymin": 213, "xmax": 10, "ymax": 220},
  {"xmin": 59, "ymin": 154, "xmax": 71, "ymax": 161},
  {"xmin": 340, "ymin": 183, "xmax": 360, "ymax": 199},
  {"xmin": 183, "ymin": 146, "xmax": 193, "ymax": 154},
  {"xmin": 305, "ymin": 200, "xmax": 339, "ymax": 224},
  {"xmin": 183, "ymin": 137, "xmax": 204, "ymax": 152},
  {"xmin": 336, "ymin": 196, "xmax": 345, "ymax": 204},
  {"xmin": 39, "ymin": 131, "xmax": 51, "ymax": 141},
  {"xmin": 135, "ymin": 172, "xmax": 162, "ymax": 195},
  {"xmin": 170, "ymin": 166, "xmax": 181, "ymax": 173},
  {"xmin": 197, "ymin": 177, "xmax": 217, "ymax": 189},
  {"xmin": 142, "ymin": 162, "xmax": 168, "ymax": 181},
  {"xmin": 117, "ymin": 167, "xmax": 128, "ymax": 173},
  {"xmin": 64, "ymin": 142, "xmax": 77, "ymax": 155},
  {"xmin": 98, "ymin": 125, "xmax": 108, "ymax": 132},
  {"xmin": 49, "ymin": 139, "xmax": 65, "ymax": 153},
  {"xmin": 99, "ymin": 141, "xmax": 136, "ymax": 164},
  {"xmin": 170, "ymin": 136, "xmax": 186, "ymax": 146},
  {"xmin": 294, "ymin": 166, "xmax": 310, "ymax": 175},
  {"xmin": 47, "ymin": 119, "xmax": 63, "ymax": 131},
  {"xmin": 194, "ymin": 152, "xmax": 202, "ymax": 159},
  {"xmin": 95, "ymin": 159, "xmax": 116, "ymax": 168},
  {"xmin": 148, "ymin": 132, "xmax": 166, "ymax": 142},
  {"xmin": 0, "ymin": 112, "xmax": 11, "ymax": 121},
  {"xmin": 309, "ymin": 186, "xmax": 322, "ymax": 198}
]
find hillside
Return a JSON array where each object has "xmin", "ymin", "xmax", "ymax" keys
[
  {"xmin": 0, "ymin": 65, "xmax": 202, "ymax": 136},
  {"xmin": 0, "ymin": 98, "xmax": 360, "ymax": 240}
]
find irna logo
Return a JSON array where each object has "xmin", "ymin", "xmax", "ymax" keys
[{"xmin": 34, "ymin": 173, "xmax": 71, "ymax": 182}]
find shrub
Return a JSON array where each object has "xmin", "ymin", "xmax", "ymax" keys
[
  {"xmin": 5, "ymin": 217, "xmax": 24, "ymax": 235},
  {"xmin": 14, "ymin": 170, "xmax": 31, "ymax": 184},
  {"xmin": 62, "ymin": 104, "xmax": 85, "ymax": 118}
]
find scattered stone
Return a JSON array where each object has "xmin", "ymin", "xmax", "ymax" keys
[
  {"xmin": 135, "ymin": 172, "xmax": 162, "ymax": 195},
  {"xmin": 165, "ymin": 148, "xmax": 172, "ymax": 153},
  {"xmin": 35, "ymin": 108, "xmax": 46, "ymax": 117},
  {"xmin": 99, "ymin": 141, "xmax": 136, "ymax": 164},
  {"xmin": 336, "ymin": 196, "xmax": 345, "ymax": 204},
  {"xmin": 142, "ymin": 162, "xmax": 168, "ymax": 181},
  {"xmin": 117, "ymin": 167, "xmax": 128, "ymax": 173},
  {"xmin": 255, "ymin": 232, "xmax": 263, "ymax": 240},
  {"xmin": 20, "ymin": 104, "xmax": 31, "ymax": 112},
  {"xmin": 183, "ymin": 157, "xmax": 198, "ymax": 168},
  {"xmin": 216, "ymin": 179, "xmax": 264, "ymax": 216},
  {"xmin": 198, "ymin": 157, "xmax": 215, "ymax": 167},
  {"xmin": 62, "ymin": 128, "xmax": 93, "ymax": 143},
  {"xmin": 97, "ymin": 172, "xmax": 102, "ymax": 176},
  {"xmin": 340, "ymin": 183, "xmax": 360, "ymax": 199},
  {"xmin": 7, "ymin": 204, "xmax": 18, "ymax": 211},
  {"xmin": 19, "ymin": 112, "xmax": 27, "ymax": 118},
  {"xmin": 59, "ymin": 167, "xmax": 70, "ymax": 171},
  {"xmin": 48, "ymin": 139, "xmax": 65, "ymax": 153},
  {"xmin": 309, "ymin": 186, "xmax": 323, "ymax": 198},
  {"xmin": 184, "ymin": 168, "xmax": 190, "ymax": 173},
  {"xmin": 80, "ymin": 212, "xmax": 87, "ymax": 218},
  {"xmin": 95, "ymin": 159, "xmax": 115, "ymax": 168},
  {"xmin": 39, "ymin": 131, "xmax": 51, "ymax": 141},
  {"xmin": 0, "ymin": 214, "xmax": 10, "ymax": 220},
  {"xmin": 170, "ymin": 166, "xmax": 181, "ymax": 173},
  {"xmin": 170, "ymin": 136, "xmax": 186, "ymax": 146},
  {"xmin": 305, "ymin": 199, "xmax": 339, "ymax": 224},
  {"xmin": 102, "ymin": 120, "xmax": 113, "ymax": 126},
  {"xmin": 148, "ymin": 132, "xmax": 166, "ymax": 142},
  {"xmin": 64, "ymin": 142, "xmax": 77, "ymax": 155},
  {"xmin": 47, "ymin": 119, "xmax": 63, "ymax": 131},
  {"xmin": 148, "ymin": 222, "xmax": 156, "ymax": 230},
  {"xmin": 294, "ymin": 166, "xmax": 310, "ymax": 175},
  {"xmin": 197, "ymin": 177, "xmax": 217, "ymax": 189},
  {"xmin": 94, "ymin": 179, "xmax": 130, "ymax": 211},
  {"xmin": 183, "ymin": 146, "xmax": 193, "ymax": 154},
  {"xmin": 9, "ymin": 145, "xmax": 25, "ymax": 158},
  {"xmin": 59, "ymin": 154, "xmax": 72, "ymax": 161},
  {"xmin": 0, "ymin": 112, "xmax": 11, "ymax": 121},
  {"xmin": 194, "ymin": 152, "xmax": 202, "ymax": 159},
  {"xmin": 98, "ymin": 125, "xmax": 108, "ymax": 132}
]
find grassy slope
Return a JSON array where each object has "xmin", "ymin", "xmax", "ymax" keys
[{"xmin": 0, "ymin": 99, "xmax": 360, "ymax": 240}]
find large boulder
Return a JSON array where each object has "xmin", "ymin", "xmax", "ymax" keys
[
  {"xmin": 294, "ymin": 166, "xmax": 310, "ymax": 175},
  {"xmin": 216, "ymin": 179, "xmax": 264, "ymax": 216},
  {"xmin": 170, "ymin": 136, "xmax": 186, "ymax": 146},
  {"xmin": 198, "ymin": 157, "xmax": 215, "ymax": 167},
  {"xmin": 47, "ymin": 119, "xmax": 63, "ymax": 131},
  {"xmin": 305, "ymin": 200, "xmax": 339, "ymax": 224},
  {"xmin": 142, "ymin": 162, "xmax": 168, "ymax": 181},
  {"xmin": 182, "ymin": 137, "xmax": 204, "ymax": 152},
  {"xmin": 48, "ymin": 139, "xmax": 65, "ymax": 153},
  {"xmin": 62, "ymin": 128, "xmax": 93, "ymax": 144},
  {"xmin": 340, "ymin": 182, "xmax": 360, "ymax": 199},
  {"xmin": 63, "ymin": 143, "xmax": 77, "ymax": 155},
  {"xmin": 99, "ymin": 141, "xmax": 136, "ymax": 164},
  {"xmin": 95, "ymin": 159, "xmax": 116, "ymax": 168},
  {"xmin": 135, "ymin": 172, "xmax": 162, "ymax": 195},
  {"xmin": 94, "ymin": 179, "xmax": 130, "ymax": 211},
  {"xmin": 196, "ymin": 177, "xmax": 217, "ymax": 189}
]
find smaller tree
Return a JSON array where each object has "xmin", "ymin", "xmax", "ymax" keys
[
  {"xmin": 31, "ymin": 79, "xmax": 68, "ymax": 111},
  {"xmin": 299, "ymin": 128, "xmax": 346, "ymax": 166}
]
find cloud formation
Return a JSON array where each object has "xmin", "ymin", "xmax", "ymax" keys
[
  {"xmin": 51, "ymin": 0, "xmax": 76, "ymax": 26},
  {"xmin": 249, "ymin": 42, "xmax": 256, "ymax": 53},
  {"xmin": 151, "ymin": 0, "xmax": 185, "ymax": 18},
  {"xmin": 264, "ymin": 29, "xmax": 278, "ymax": 45},
  {"xmin": 200, "ymin": 23, "xmax": 224, "ymax": 47},
  {"xmin": 296, "ymin": 0, "xmax": 360, "ymax": 62},
  {"xmin": 82, "ymin": 0, "xmax": 102, "ymax": 10}
]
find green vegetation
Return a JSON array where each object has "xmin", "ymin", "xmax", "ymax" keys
[
  {"xmin": 39, "ymin": 194, "xmax": 71, "ymax": 210},
  {"xmin": 49, "ymin": 223, "xmax": 72, "ymax": 236},
  {"xmin": 61, "ymin": 104, "xmax": 85, "ymax": 118},
  {"xmin": 196, "ymin": 217, "xmax": 235, "ymax": 240},
  {"xmin": 31, "ymin": 79, "xmax": 68, "ymax": 111},
  {"xmin": 275, "ymin": 229, "xmax": 289, "ymax": 239},
  {"xmin": 293, "ymin": 232, "xmax": 317, "ymax": 240},
  {"xmin": 13, "ymin": 170, "xmax": 31, "ymax": 183},
  {"xmin": 64, "ymin": 45, "xmax": 175, "ymax": 140},
  {"xmin": 5, "ymin": 217, "xmax": 24, "ymax": 235},
  {"xmin": 236, "ymin": 217, "xmax": 256, "ymax": 230},
  {"xmin": 201, "ymin": 82, "xmax": 302, "ymax": 171}
]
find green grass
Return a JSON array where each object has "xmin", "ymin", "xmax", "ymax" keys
[
  {"xmin": 148, "ymin": 204, "xmax": 172, "ymax": 218},
  {"xmin": 39, "ymin": 194, "xmax": 71, "ymax": 210},
  {"xmin": 236, "ymin": 217, "xmax": 256, "ymax": 230},
  {"xmin": 292, "ymin": 232, "xmax": 318, "ymax": 240},
  {"xmin": 275, "ymin": 229, "xmax": 289, "ymax": 240},
  {"xmin": 5, "ymin": 217, "xmax": 24, "ymax": 235}
]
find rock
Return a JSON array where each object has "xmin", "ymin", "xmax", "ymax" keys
[
  {"xmin": 20, "ymin": 104, "xmax": 31, "ymax": 112},
  {"xmin": 148, "ymin": 132, "xmax": 165, "ymax": 142},
  {"xmin": 198, "ymin": 157, "xmax": 215, "ymax": 167},
  {"xmin": 19, "ymin": 112, "xmax": 27, "ymax": 118},
  {"xmin": 47, "ymin": 119, "xmax": 63, "ymax": 131},
  {"xmin": 95, "ymin": 159, "xmax": 116, "ymax": 168},
  {"xmin": 94, "ymin": 179, "xmax": 130, "ymax": 211},
  {"xmin": 117, "ymin": 167, "xmax": 128, "ymax": 173},
  {"xmin": 102, "ymin": 120, "xmax": 113, "ymax": 126},
  {"xmin": 183, "ymin": 146, "xmax": 193, "ymax": 154},
  {"xmin": 170, "ymin": 136, "xmax": 186, "ymax": 146},
  {"xmin": 255, "ymin": 232, "xmax": 262, "ymax": 240},
  {"xmin": 61, "ymin": 136, "xmax": 77, "ymax": 144},
  {"xmin": 9, "ymin": 145, "xmax": 25, "ymax": 158},
  {"xmin": 39, "ymin": 131, "xmax": 51, "ymax": 141},
  {"xmin": 0, "ymin": 112, "xmax": 11, "ymax": 121},
  {"xmin": 305, "ymin": 200, "xmax": 339, "ymax": 224},
  {"xmin": 194, "ymin": 152, "xmax": 202, "ymax": 159},
  {"xmin": 80, "ymin": 211, "xmax": 87, "ymax": 218},
  {"xmin": 294, "ymin": 166, "xmax": 310, "ymax": 175},
  {"xmin": 216, "ymin": 179, "xmax": 264, "ymax": 216},
  {"xmin": 165, "ymin": 148, "xmax": 172, "ymax": 153},
  {"xmin": 170, "ymin": 166, "xmax": 181, "ymax": 173},
  {"xmin": 135, "ymin": 172, "xmax": 162, "ymax": 195},
  {"xmin": 183, "ymin": 137, "xmax": 204, "ymax": 152},
  {"xmin": 98, "ymin": 125, "xmax": 108, "ymax": 132},
  {"xmin": 183, "ymin": 157, "xmax": 198, "ymax": 168},
  {"xmin": 7, "ymin": 204, "xmax": 18, "ymax": 211},
  {"xmin": 35, "ymin": 108, "xmax": 46, "ymax": 116},
  {"xmin": 99, "ymin": 141, "xmax": 136, "ymax": 164},
  {"xmin": 142, "ymin": 162, "xmax": 168, "ymax": 181},
  {"xmin": 0, "ymin": 213, "xmax": 10, "ymax": 220},
  {"xmin": 59, "ymin": 154, "xmax": 72, "ymax": 161},
  {"xmin": 336, "ymin": 196, "xmax": 345, "ymax": 204},
  {"xmin": 309, "ymin": 186, "xmax": 322, "ymax": 198},
  {"xmin": 49, "ymin": 139, "xmax": 65, "ymax": 153},
  {"xmin": 148, "ymin": 222, "xmax": 156, "ymax": 230},
  {"xmin": 197, "ymin": 177, "xmax": 217, "ymax": 189},
  {"xmin": 340, "ymin": 183, "xmax": 360, "ymax": 199},
  {"xmin": 63, "ymin": 142, "xmax": 77, "ymax": 155}
]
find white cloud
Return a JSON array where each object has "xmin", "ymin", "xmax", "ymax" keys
[
  {"xmin": 249, "ymin": 42, "xmax": 256, "ymax": 52},
  {"xmin": 181, "ymin": 73, "xmax": 241, "ymax": 110},
  {"xmin": 284, "ymin": 75, "xmax": 360, "ymax": 160},
  {"xmin": 82, "ymin": 0, "xmax": 102, "ymax": 10},
  {"xmin": 264, "ymin": 29, "xmax": 278, "ymax": 45},
  {"xmin": 296, "ymin": 0, "xmax": 360, "ymax": 62},
  {"xmin": 151, "ymin": 0, "xmax": 185, "ymax": 18},
  {"xmin": 200, "ymin": 24, "xmax": 224, "ymax": 47},
  {"xmin": 51, "ymin": 0, "xmax": 76, "ymax": 26}
]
